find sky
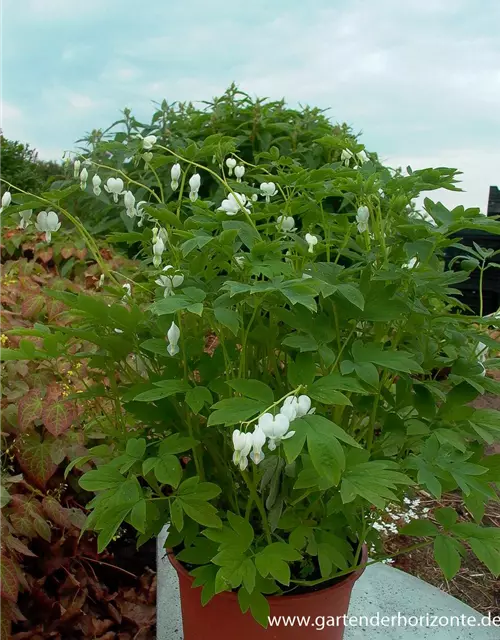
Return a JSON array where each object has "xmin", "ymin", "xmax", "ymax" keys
[{"xmin": 1, "ymin": 0, "xmax": 499, "ymax": 212}]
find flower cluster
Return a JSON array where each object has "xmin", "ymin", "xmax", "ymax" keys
[
  {"xmin": 152, "ymin": 227, "xmax": 168, "ymax": 267},
  {"xmin": 232, "ymin": 394, "xmax": 314, "ymax": 471},
  {"xmin": 371, "ymin": 496, "xmax": 431, "ymax": 536}
]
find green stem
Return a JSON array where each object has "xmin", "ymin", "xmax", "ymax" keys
[
  {"xmin": 176, "ymin": 170, "xmax": 188, "ymax": 219},
  {"xmin": 238, "ymin": 298, "xmax": 263, "ymax": 378},
  {"xmin": 89, "ymin": 160, "xmax": 162, "ymax": 203},
  {"xmin": 149, "ymin": 164, "xmax": 165, "ymax": 203},
  {"xmin": 241, "ymin": 469, "xmax": 272, "ymax": 544},
  {"xmin": 479, "ymin": 262, "xmax": 485, "ymax": 317},
  {"xmin": 242, "ymin": 386, "xmax": 303, "ymax": 428},
  {"xmin": 157, "ymin": 145, "xmax": 258, "ymax": 230}
]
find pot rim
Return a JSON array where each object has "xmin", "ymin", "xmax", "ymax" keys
[{"xmin": 168, "ymin": 544, "xmax": 368, "ymax": 603}]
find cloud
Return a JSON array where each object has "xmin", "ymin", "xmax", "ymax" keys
[
  {"xmin": 1, "ymin": 0, "xmax": 498, "ymax": 215},
  {"xmin": 66, "ymin": 93, "xmax": 100, "ymax": 111},
  {"xmin": 17, "ymin": 0, "xmax": 111, "ymax": 19}
]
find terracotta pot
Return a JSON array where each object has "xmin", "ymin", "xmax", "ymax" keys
[{"xmin": 169, "ymin": 546, "xmax": 367, "ymax": 639}]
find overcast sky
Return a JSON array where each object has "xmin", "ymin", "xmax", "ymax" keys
[{"xmin": 1, "ymin": 0, "xmax": 499, "ymax": 211}]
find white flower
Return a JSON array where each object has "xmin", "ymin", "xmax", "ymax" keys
[
  {"xmin": 143, "ymin": 152, "xmax": 153, "ymax": 163},
  {"xmin": 234, "ymin": 165, "xmax": 245, "ymax": 183},
  {"xmin": 158, "ymin": 227, "xmax": 168, "ymax": 243},
  {"xmin": 225, "ymin": 158, "xmax": 237, "ymax": 175},
  {"xmin": 122, "ymin": 283, "xmax": 131, "ymax": 301},
  {"xmin": 356, "ymin": 205, "xmax": 370, "ymax": 233},
  {"xmin": 296, "ymin": 395, "xmax": 314, "ymax": 417},
  {"xmin": 104, "ymin": 177, "xmax": 125, "ymax": 203},
  {"xmin": 232, "ymin": 430, "xmax": 253, "ymax": 471},
  {"xmin": 167, "ymin": 321, "xmax": 181, "ymax": 357},
  {"xmin": 251, "ymin": 193, "xmax": 258, "ymax": 202},
  {"xmin": 218, "ymin": 192, "xmax": 251, "ymax": 216},
  {"xmin": 35, "ymin": 210, "xmax": 61, "ymax": 242},
  {"xmin": 124, "ymin": 190, "xmax": 136, "ymax": 218},
  {"xmin": 171, "ymin": 163, "xmax": 181, "ymax": 190},
  {"xmin": 280, "ymin": 396, "xmax": 298, "ymax": 422},
  {"xmin": 260, "ymin": 182, "xmax": 278, "ymax": 203},
  {"xmin": 235, "ymin": 255, "xmax": 246, "ymax": 268},
  {"xmin": 258, "ymin": 413, "xmax": 295, "ymax": 451},
  {"xmin": 189, "ymin": 173, "xmax": 201, "ymax": 202},
  {"xmin": 136, "ymin": 201, "xmax": 148, "ymax": 226},
  {"xmin": 17, "ymin": 210, "xmax": 33, "ymax": 230},
  {"xmin": 1, "ymin": 191, "xmax": 12, "ymax": 212},
  {"xmin": 357, "ymin": 150, "xmax": 369, "ymax": 165},
  {"xmin": 152, "ymin": 236, "xmax": 165, "ymax": 268},
  {"xmin": 92, "ymin": 174, "xmax": 102, "ymax": 196},
  {"xmin": 276, "ymin": 215, "xmax": 296, "ymax": 232},
  {"xmin": 79, "ymin": 167, "xmax": 88, "ymax": 190},
  {"xmin": 305, "ymin": 233, "xmax": 318, "ymax": 254},
  {"xmin": 341, "ymin": 149, "xmax": 355, "ymax": 166},
  {"xmin": 142, "ymin": 135, "xmax": 157, "ymax": 150},
  {"xmin": 250, "ymin": 427, "xmax": 266, "ymax": 465},
  {"xmin": 73, "ymin": 160, "xmax": 81, "ymax": 178},
  {"xmin": 155, "ymin": 265, "xmax": 184, "ymax": 297}
]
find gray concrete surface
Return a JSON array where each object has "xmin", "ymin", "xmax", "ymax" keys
[{"xmin": 157, "ymin": 527, "xmax": 499, "ymax": 639}]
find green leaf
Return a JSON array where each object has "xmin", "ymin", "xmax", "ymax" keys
[
  {"xmin": 238, "ymin": 587, "xmax": 270, "ymax": 628},
  {"xmin": 434, "ymin": 507, "xmax": 458, "ymax": 530},
  {"xmin": 309, "ymin": 372, "xmax": 367, "ymax": 395},
  {"xmin": 129, "ymin": 499, "xmax": 147, "ymax": 533},
  {"xmin": 208, "ymin": 398, "xmax": 266, "ymax": 426},
  {"xmin": 352, "ymin": 340, "xmax": 423, "ymax": 373},
  {"xmin": 341, "ymin": 460, "xmax": 413, "ymax": 509},
  {"xmin": 306, "ymin": 426, "xmax": 344, "ymax": 485},
  {"xmin": 227, "ymin": 512, "xmax": 255, "ymax": 551},
  {"xmin": 335, "ymin": 284, "xmax": 365, "ymax": 310},
  {"xmin": 191, "ymin": 564, "xmax": 218, "ymax": 605},
  {"xmin": 400, "ymin": 520, "xmax": 439, "ymax": 537},
  {"xmin": 301, "ymin": 414, "xmax": 361, "ymax": 448},
  {"xmin": 180, "ymin": 499, "xmax": 222, "ymax": 528},
  {"xmin": 170, "ymin": 500, "xmax": 184, "ymax": 531},
  {"xmin": 79, "ymin": 466, "xmax": 125, "ymax": 492},
  {"xmin": 155, "ymin": 455, "xmax": 182, "ymax": 488},
  {"xmin": 126, "ymin": 438, "xmax": 147, "ymax": 459},
  {"xmin": 185, "ymin": 386, "xmax": 212, "ymax": 414},
  {"xmin": 308, "ymin": 382, "xmax": 351, "ymax": 406},
  {"xmin": 354, "ymin": 362, "xmax": 379, "ymax": 388},
  {"xmin": 176, "ymin": 538, "xmax": 219, "ymax": 565},
  {"xmin": 159, "ymin": 434, "xmax": 196, "ymax": 455},
  {"xmin": 282, "ymin": 334, "xmax": 318, "ymax": 352},
  {"xmin": 140, "ymin": 338, "xmax": 170, "ymax": 356},
  {"xmin": 133, "ymin": 379, "xmax": 190, "ymax": 401},
  {"xmin": 226, "ymin": 379, "xmax": 274, "ymax": 405},
  {"xmin": 214, "ymin": 307, "xmax": 240, "ymax": 336},
  {"xmin": 433, "ymin": 535, "xmax": 462, "ymax": 580},
  {"xmin": 287, "ymin": 352, "xmax": 316, "ymax": 387},
  {"xmin": 254, "ymin": 543, "xmax": 301, "ymax": 586},
  {"xmin": 468, "ymin": 538, "xmax": 500, "ymax": 576}
]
